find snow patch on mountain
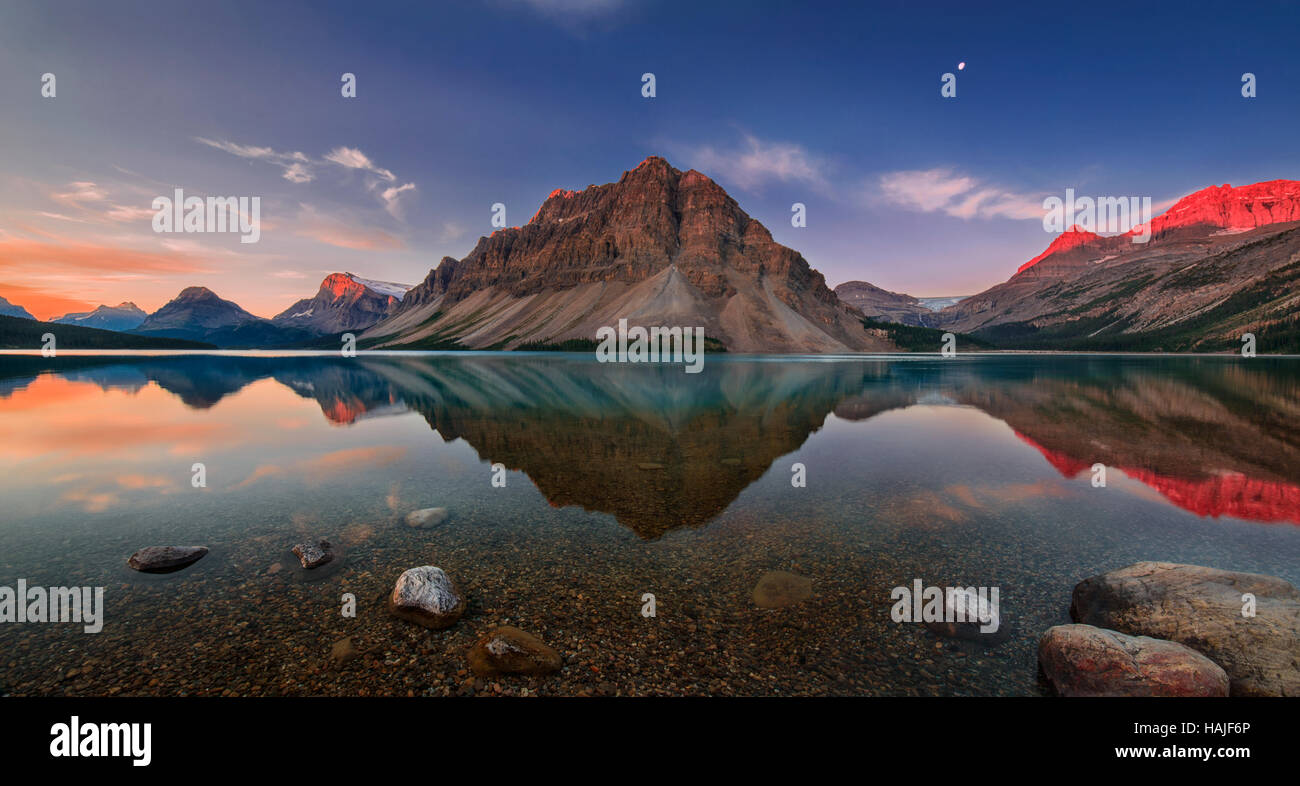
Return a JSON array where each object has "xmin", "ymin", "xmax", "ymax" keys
[{"xmin": 349, "ymin": 274, "xmax": 413, "ymax": 300}]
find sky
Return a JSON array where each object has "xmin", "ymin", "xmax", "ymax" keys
[{"xmin": 1, "ymin": 0, "xmax": 1298, "ymax": 320}]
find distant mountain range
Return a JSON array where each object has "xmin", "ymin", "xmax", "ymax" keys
[
  {"xmin": 0, "ymin": 295, "xmax": 35, "ymax": 321},
  {"xmin": 4, "ymin": 170, "xmax": 1299, "ymax": 352},
  {"xmin": 52, "ymin": 302, "xmax": 146, "ymax": 332}
]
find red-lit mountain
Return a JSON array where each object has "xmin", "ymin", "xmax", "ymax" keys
[
  {"xmin": 273, "ymin": 272, "xmax": 411, "ymax": 335},
  {"xmin": 938, "ymin": 179, "xmax": 1300, "ymax": 350},
  {"xmin": 1014, "ymin": 227, "xmax": 1102, "ymax": 276},
  {"xmin": 362, "ymin": 156, "xmax": 894, "ymax": 352}
]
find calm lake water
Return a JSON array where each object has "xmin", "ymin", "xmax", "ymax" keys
[{"xmin": 1, "ymin": 352, "xmax": 1298, "ymax": 696}]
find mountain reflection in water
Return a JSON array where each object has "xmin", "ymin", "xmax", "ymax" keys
[{"xmin": 3, "ymin": 352, "xmax": 1299, "ymax": 534}]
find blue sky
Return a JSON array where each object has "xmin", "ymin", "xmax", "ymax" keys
[{"xmin": 2, "ymin": 0, "xmax": 1298, "ymax": 318}]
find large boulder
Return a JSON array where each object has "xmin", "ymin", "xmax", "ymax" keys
[
  {"xmin": 1070, "ymin": 562, "xmax": 1300, "ymax": 696},
  {"xmin": 127, "ymin": 546, "xmax": 208, "ymax": 573},
  {"xmin": 1039, "ymin": 624, "xmax": 1229, "ymax": 697},
  {"xmin": 467, "ymin": 626, "xmax": 562, "ymax": 677},
  {"xmin": 388, "ymin": 566, "xmax": 465, "ymax": 629}
]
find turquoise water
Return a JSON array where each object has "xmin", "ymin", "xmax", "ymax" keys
[{"xmin": 1, "ymin": 352, "xmax": 1298, "ymax": 696}]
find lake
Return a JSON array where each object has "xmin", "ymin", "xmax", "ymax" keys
[{"xmin": 1, "ymin": 351, "xmax": 1298, "ymax": 696}]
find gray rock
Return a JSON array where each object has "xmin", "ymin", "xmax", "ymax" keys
[
  {"xmin": 404, "ymin": 507, "xmax": 448, "ymax": 529},
  {"xmin": 924, "ymin": 586, "xmax": 1009, "ymax": 643},
  {"xmin": 389, "ymin": 566, "xmax": 465, "ymax": 629},
  {"xmin": 1039, "ymin": 624, "xmax": 1230, "ymax": 697},
  {"xmin": 291, "ymin": 540, "xmax": 334, "ymax": 569},
  {"xmin": 1071, "ymin": 561, "xmax": 1300, "ymax": 696},
  {"xmin": 127, "ymin": 546, "xmax": 208, "ymax": 573}
]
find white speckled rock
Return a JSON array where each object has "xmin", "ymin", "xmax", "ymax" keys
[
  {"xmin": 389, "ymin": 566, "xmax": 465, "ymax": 629},
  {"xmin": 291, "ymin": 539, "xmax": 334, "ymax": 569},
  {"xmin": 404, "ymin": 507, "xmax": 448, "ymax": 529}
]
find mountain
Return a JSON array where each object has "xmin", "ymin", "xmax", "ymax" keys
[
  {"xmin": 0, "ymin": 314, "xmax": 213, "ymax": 350},
  {"xmin": 52, "ymin": 302, "xmax": 147, "ymax": 332},
  {"xmin": 361, "ymin": 156, "xmax": 894, "ymax": 353},
  {"xmin": 133, "ymin": 286, "xmax": 313, "ymax": 348},
  {"xmin": 272, "ymin": 272, "xmax": 410, "ymax": 334},
  {"xmin": 938, "ymin": 180, "xmax": 1300, "ymax": 351},
  {"xmin": 0, "ymin": 295, "xmax": 35, "ymax": 320},
  {"xmin": 834, "ymin": 281, "xmax": 937, "ymax": 326}
]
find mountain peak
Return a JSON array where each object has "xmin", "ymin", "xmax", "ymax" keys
[
  {"xmin": 1016, "ymin": 226, "xmax": 1102, "ymax": 274},
  {"xmin": 175, "ymin": 286, "xmax": 220, "ymax": 301}
]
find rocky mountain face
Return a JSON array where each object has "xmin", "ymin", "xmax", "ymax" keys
[
  {"xmin": 52, "ymin": 302, "xmax": 146, "ymax": 332},
  {"xmin": 273, "ymin": 273, "xmax": 409, "ymax": 334},
  {"xmin": 133, "ymin": 287, "xmax": 312, "ymax": 348},
  {"xmin": 0, "ymin": 295, "xmax": 35, "ymax": 320},
  {"xmin": 938, "ymin": 180, "xmax": 1300, "ymax": 351},
  {"xmin": 363, "ymin": 156, "xmax": 893, "ymax": 353},
  {"xmin": 833, "ymin": 280, "xmax": 938, "ymax": 326}
]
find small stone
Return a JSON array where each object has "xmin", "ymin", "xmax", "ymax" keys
[
  {"xmin": 468, "ymin": 626, "xmax": 562, "ymax": 677},
  {"xmin": 404, "ymin": 507, "xmax": 448, "ymax": 529},
  {"xmin": 389, "ymin": 566, "xmax": 465, "ymax": 629},
  {"xmin": 127, "ymin": 546, "xmax": 208, "ymax": 573},
  {"xmin": 291, "ymin": 539, "xmax": 334, "ymax": 569},
  {"xmin": 752, "ymin": 571, "xmax": 813, "ymax": 609}
]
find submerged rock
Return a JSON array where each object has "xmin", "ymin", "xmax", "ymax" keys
[
  {"xmin": 924, "ymin": 586, "xmax": 1009, "ymax": 644},
  {"xmin": 468, "ymin": 626, "xmax": 562, "ymax": 677},
  {"xmin": 1039, "ymin": 624, "xmax": 1229, "ymax": 697},
  {"xmin": 127, "ymin": 546, "xmax": 208, "ymax": 574},
  {"xmin": 752, "ymin": 571, "xmax": 813, "ymax": 609},
  {"xmin": 292, "ymin": 540, "xmax": 334, "ymax": 569},
  {"xmin": 389, "ymin": 566, "xmax": 465, "ymax": 629},
  {"xmin": 330, "ymin": 636, "xmax": 378, "ymax": 670},
  {"xmin": 1070, "ymin": 561, "xmax": 1300, "ymax": 696},
  {"xmin": 404, "ymin": 507, "xmax": 448, "ymax": 529}
]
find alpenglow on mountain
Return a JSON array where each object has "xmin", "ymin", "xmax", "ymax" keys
[
  {"xmin": 273, "ymin": 273, "xmax": 412, "ymax": 335},
  {"xmin": 932, "ymin": 179, "xmax": 1300, "ymax": 351}
]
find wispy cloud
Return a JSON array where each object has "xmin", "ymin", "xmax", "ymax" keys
[
  {"xmin": 380, "ymin": 182, "xmax": 417, "ymax": 218},
  {"xmin": 195, "ymin": 137, "xmax": 314, "ymax": 183},
  {"xmin": 324, "ymin": 146, "xmax": 395, "ymax": 182},
  {"xmin": 684, "ymin": 133, "xmax": 832, "ymax": 193},
  {"xmin": 51, "ymin": 181, "xmax": 108, "ymax": 207},
  {"xmin": 197, "ymin": 139, "xmax": 416, "ymax": 217},
  {"xmin": 877, "ymin": 168, "xmax": 1044, "ymax": 221}
]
